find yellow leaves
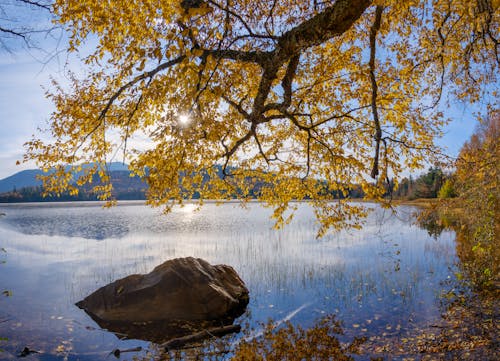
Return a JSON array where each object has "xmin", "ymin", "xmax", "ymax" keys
[
  {"xmin": 22, "ymin": 0, "xmax": 497, "ymax": 233},
  {"xmin": 191, "ymin": 48, "xmax": 204, "ymax": 57}
]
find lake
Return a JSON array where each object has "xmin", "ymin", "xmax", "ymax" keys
[{"xmin": 0, "ymin": 201, "xmax": 459, "ymax": 360}]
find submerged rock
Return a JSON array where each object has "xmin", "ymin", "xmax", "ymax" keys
[{"xmin": 76, "ymin": 257, "xmax": 249, "ymax": 343}]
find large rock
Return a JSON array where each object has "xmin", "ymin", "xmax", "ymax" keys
[{"xmin": 76, "ymin": 257, "xmax": 249, "ymax": 342}]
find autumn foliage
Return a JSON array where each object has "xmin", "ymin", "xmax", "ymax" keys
[
  {"xmin": 453, "ymin": 111, "xmax": 499, "ymax": 288},
  {"xmin": 23, "ymin": 0, "xmax": 499, "ymax": 232}
]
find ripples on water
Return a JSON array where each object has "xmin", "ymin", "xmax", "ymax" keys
[{"xmin": 0, "ymin": 201, "xmax": 458, "ymax": 360}]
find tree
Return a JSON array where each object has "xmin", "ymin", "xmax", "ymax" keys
[
  {"xmin": 455, "ymin": 110, "xmax": 499, "ymax": 210},
  {"xmin": 414, "ymin": 166, "xmax": 444, "ymax": 198},
  {"xmin": 23, "ymin": 0, "xmax": 499, "ymax": 234},
  {"xmin": 438, "ymin": 178, "xmax": 456, "ymax": 199},
  {"xmin": 452, "ymin": 110, "xmax": 499, "ymax": 287}
]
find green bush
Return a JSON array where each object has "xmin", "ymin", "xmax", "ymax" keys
[{"xmin": 438, "ymin": 179, "xmax": 456, "ymax": 199}]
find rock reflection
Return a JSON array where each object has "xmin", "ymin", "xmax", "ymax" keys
[{"xmin": 82, "ymin": 315, "xmax": 231, "ymax": 344}]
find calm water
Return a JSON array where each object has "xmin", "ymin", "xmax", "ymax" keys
[{"xmin": 0, "ymin": 201, "xmax": 458, "ymax": 360}]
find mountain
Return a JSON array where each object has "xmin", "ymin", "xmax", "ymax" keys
[
  {"xmin": 0, "ymin": 163, "xmax": 367, "ymax": 203},
  {"xmin": 0, "ymin": 173, "xmax": 147, "ymax": 203},
  {"xmin": 0, "ymin": 169, "xmax": 44, "ymax": 193},
  {"xmin": 0, "ymin": 163, "xmax": 233, "ymax": 202},
  {"xmin": 0, "ymin": 162, "xmax": 130, "ymax": 193}
]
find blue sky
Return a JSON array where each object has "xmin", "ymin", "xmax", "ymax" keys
[{"xmin": 0, "ymin": 53, "xmax": 58, "ymax": 179}]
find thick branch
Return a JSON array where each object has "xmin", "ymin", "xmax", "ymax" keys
[
  {"xmin": 205, "ymin": 48, "xmax": 268, "ymax": 65},
  {"xmin": 263, "ymin": 54, "xmax": 300, "ymax": 112},
  {"xmin": 251, "ymin": 60, "xmax": 280, "ymax": 118},
  {"xmin": 369, "ymin": 6, "xmax": 383, "ymax": 179},
  {"xmin": 281, "ymin": 54, "xmax": 300, "ymax": 108},
  {"xmin": 277, "ymin": 0, "xmax": 371, "ymax": 58},
  {"xmin": 204, "ymin": 0, "xmax": 370, "ymax": 65}
]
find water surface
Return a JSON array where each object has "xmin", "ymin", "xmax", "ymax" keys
[{"xmin": 0, "ymin": 201, "xmax": 458, "ymax": 359}]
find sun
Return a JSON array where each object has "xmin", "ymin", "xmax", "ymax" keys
[{"xmin": 178, "ymin": 114, "xmax": 190, "ymax": 126}]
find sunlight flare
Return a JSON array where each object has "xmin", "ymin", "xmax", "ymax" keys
[{"xmin": 178, "ymin": 114, "xmax": 190, "ymax": 126}]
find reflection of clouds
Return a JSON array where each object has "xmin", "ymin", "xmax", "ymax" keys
[
  {"xmin": 0, "ymin": 202, "xmax": 459, "ymax": 338},
  {"xmin": 1, "ymin": 204, "xmax": 130, "ymax": 240}
]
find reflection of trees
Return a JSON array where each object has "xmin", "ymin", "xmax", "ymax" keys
[
  {"xmin": 416, "ymin": 205, "xmax": 497, "ymax": 291},
  {"xmin": 154, "ymin": 315, "xmax": 365, "ymax": 361},
  {"xmin": 454, "ymin": 225, "xmax": 499, "ymax": 292},
  {"xmin": 232, "ymin": 316, "xmax": 365, "ymax": 361},
  {"xmin": 148, "ymin": 300, "xmax": 498, "ymax": 360},
  {"xmin": 412, "ymin": 204, "xmax": 498, "ymax": 359},
  {"xmin": 416, "ymin": 207, "xmax": 447, "ymax": 238}
]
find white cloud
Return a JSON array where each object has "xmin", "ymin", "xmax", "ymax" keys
[{"xmin": 0, "ymin": 55, "xmax": 54, "ymax": 178}]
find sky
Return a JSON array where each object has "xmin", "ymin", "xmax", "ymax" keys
[
  {"xmin": 0, "ymin": 5, "xmax": 486, "ymax": 181},
  {"xmin": 0, "ymin": 53, "xmax": 55, "ymax": 179}
]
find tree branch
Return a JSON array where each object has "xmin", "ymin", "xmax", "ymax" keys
[
  {"xmin": 222, "ymin": 95, "xmax": 251, "ymax": 119},
  {"xmin": 0, "ymin": 26, "xmax": 28, "ymax": 40},
  {"xmin": 264, "ymin": 54, "xmax": 300, "ymax": 112},
  {"xmin": 98, "ymin": 56, "xmax": 185, "ymax": 122},
  {"xmin": 204, "ymin": 48, "xmax": 268, "ymax": 65},
  {"xmin": 207, "ymin": 0, "xmax": 265, "ymax": 40},
  {"xmin": 18, "ymin": 0, "xmax": 51, "ymax": 11},
  {"xmin": 369, "ymin": 6, "xmax": 383, "ymax": 179},
  {"xmin": 277, "ymin": 0, "xmax": 371, "ymax": 58}
]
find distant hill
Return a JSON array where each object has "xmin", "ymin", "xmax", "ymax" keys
[
  {"xmin": 0, "ymin": 163, "xmax": 367, "ymax": 203},
  {"xmin": 0, "ymin": 163, "xmax": 147, "ymax": 202},
  {"xmin": 0, "ymin": 162, "xmax": 130, "ymax": 193},
  {"xmin": 0, "ymin": 164, "xmax": 244, "ymax": 203},
  {"xmin": 0, "ymin": 169, "xmax": 44, "ymax": 193}
]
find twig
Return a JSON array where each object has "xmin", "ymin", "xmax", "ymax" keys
[{"xmin": 161, "ymin": 324, "xmax": 241, "ymax": 351}]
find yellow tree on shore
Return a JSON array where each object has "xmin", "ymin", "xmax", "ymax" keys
[
  {"xmin": 24, "ymin": 0, "xmax": 499, "ymax": 233},
  {"xmin": 453, "ymin": 110, "xmax": 499, "ymax": 287}
]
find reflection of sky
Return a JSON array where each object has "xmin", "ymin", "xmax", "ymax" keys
[{"xmin": 0, "ymin": 202, "xmax": 459, "ymax": 359}]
